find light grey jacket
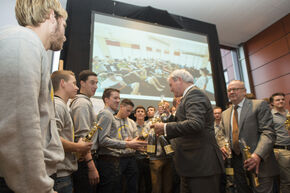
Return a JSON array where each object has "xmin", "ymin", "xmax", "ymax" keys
[
  {"xmin": 221, "ymin": 98, "xmax": 279, "ymax": 177},
  {"xmin": 54, "ymin": 97, "xmax": 78, "ymax": 177},
  {"xmin": 0, "ymin": 26, "xmax": 64, "ymax": 193}
]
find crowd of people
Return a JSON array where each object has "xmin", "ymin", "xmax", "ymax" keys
[{"xmin": 0, "ymin": 1, "xmax": 289, "ymax": 193}]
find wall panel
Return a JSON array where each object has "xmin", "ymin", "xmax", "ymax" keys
[
  {"xmin": 244, "ymin": 13, "xmax": 290, "ymax": 110},
  {"xmin": 251, "ymin": 54, "xmax": 290, "ymax": 86},
  {"xmin": 249, "ymin": 37, "xmax": 289, "ymax": 70},
  {"xmin": 246, "ymin": 21, "xmax": 286, "ymax": 55}
]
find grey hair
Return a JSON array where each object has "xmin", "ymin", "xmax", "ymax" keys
[
  {"xmin": 168, "ymin": 69, "xmax": 194, "ymax": 83},
  {"xmin": 229, "ymin": 80, "xmax": 246, "ymax": 89}
]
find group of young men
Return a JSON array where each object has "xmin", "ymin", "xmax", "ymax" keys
[{"xmin": 0, "ymin": 1, "xmax": 289, "ymax": 193}]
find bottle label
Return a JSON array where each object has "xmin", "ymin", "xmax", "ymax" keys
[
  {"xmin": 147, "ymin": 145, "xmax": 156, "ymax": 153},
  {"xmin": 164, "ymin": 145, "xmax": 174, "ymax": 154},
  {"xmin": 226, "ymin": 168, "xmax": 234, "ymax": 175}
]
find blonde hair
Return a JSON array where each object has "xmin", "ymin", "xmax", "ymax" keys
[
  {"xmin": 51, "ymin": 70, "xmax": 75, "ymax": 91},
  {"xmin": 15, "ymin": 0, "xmax": 67, "ymax": 27}
]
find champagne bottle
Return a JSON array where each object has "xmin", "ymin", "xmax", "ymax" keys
[
  {"xmin": 240, "ymin": 139, "xmax": 260, "ymax": 187},
  {"xmin": 147, "ymin": 128, "xmax": 157, "ymax": 155},
  {"xmin": 224, "ymin": 139, "xmax": 237, "ymax": 193},
  {"xmin": 159, "ymin": 135, "xmax": 174, "ymax": 156}
]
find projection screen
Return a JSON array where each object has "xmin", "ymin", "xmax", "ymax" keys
[{"xmin": 90, "ymin": 12, "xmax": 216, "ymax": 105}]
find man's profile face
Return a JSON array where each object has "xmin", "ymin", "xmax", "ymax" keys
[
  {"xmin": 50, "ymin": 17, "xmax": 66, "ymax": 51},
  {"xmin": 169, "ymin": 78, "xmax": 182, "ymax": 97},
  {"xmin": 213, "ymin": 108, "xmax": 222, "ymax": 121},
  {"xmin": 81, "ymin": 75, "xmax": 98, "ymax": 98},
  {"xmin": 64, "ymin": 75, "xmax": 79, "ymax": 99},
  {"xmin": 119, "ymin": 105, "xmax": 133, "ymax": 119},
  {"xmin": 272, "ymin": 95, "xmax": 285, "ymax": 109},
  {"xmin": 106, "ymin": 91, "xmax": 120, "ymax": 111}
]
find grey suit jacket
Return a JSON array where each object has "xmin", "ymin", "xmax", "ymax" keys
[
  {"xmin": 221, "ymin": 98, "xmax": 279, "ymax": 177},
  {"xmin": 166, "ymin": 87, "xmax": 224, "ymax": 177}
]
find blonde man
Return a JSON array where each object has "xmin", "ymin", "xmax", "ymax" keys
[{"xmin": 0, "ymin": 0, "xmax": 67, "ymax": 193}]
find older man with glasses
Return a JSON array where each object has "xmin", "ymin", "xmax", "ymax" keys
[{"xmin": 220, "ymin": 80, "xmax": 279, "ymax": 193}]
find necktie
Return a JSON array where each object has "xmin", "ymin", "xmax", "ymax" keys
[{"xmin": 232, "ymin": 105, "xmax": 240, "ymax": 155}]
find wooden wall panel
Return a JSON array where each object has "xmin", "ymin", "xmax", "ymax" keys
[
  {"xmin": 246, "ymin": 21, "xmax": 286, "ymax": 55},
  {"xmin": 254, "ymin": 74, "xmax": 290, "ymax": 99},
  {"xmin": 282, "ymin": 14, "xmax": 290, "ymax": 33},
  {"xmin": 249, "ymin": 37, "xmax": 289, "ymax": 70},
  {"xmin": 244, "ymin": 14, "xmax": 290, "ymax": 110},
  {"xmin": 251, "ymin": 54, "xmax": 290, "ymax": 86},
  {"xmin": 287, "ymin": 33, "xmax": 290, "ymax": 48}
]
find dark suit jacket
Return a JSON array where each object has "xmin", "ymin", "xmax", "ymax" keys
[
  {"xmin": 166, "ymin": 87, "xmax": 224, "ymax": 177},
  {"xmin": 221, "ymin": 98, "xmax": 279, "ymax": 177}
]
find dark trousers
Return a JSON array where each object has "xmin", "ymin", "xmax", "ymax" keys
[
  {"xmin": 97, "ymin": 155, "xmax": 121, "ymax": 193},
  {"xmin": 136, "ymin": 158, "xmax": 152, "ymax": 193},
  {"xmin": 0, "ymin": 178, "xmax": 13, "ymax": 193},
  {"xmin": 73, "ymin": 160, "xmax": 97, "ymax": 193},
  {"xmin": 180, "ymin": 174, "xmax": 221, "ymax": 193},
  {"xmin": 119, "ymin": 156, "xmax": 138, "ymax": 193},
  {"xmin": 232, "ymin": 152, "xmax": 274, "ymax": 193}
]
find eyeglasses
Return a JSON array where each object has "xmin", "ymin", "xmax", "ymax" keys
[{"xmin": 227, "ymin": 88, "xmax": 245, "ymax": 92}]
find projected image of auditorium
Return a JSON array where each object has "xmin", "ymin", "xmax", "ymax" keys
[{"xmin": 90, "ymin": 13, "xmax": 215, "ymax": 103}]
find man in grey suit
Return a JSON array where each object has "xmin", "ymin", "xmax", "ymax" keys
[
  {"xmin": 220, "ymin": 80, "xmax": 279, "ymax": 193},
  {"xmin": 152, "ymin": 69, "xmax": 224, "ymax": 193}
]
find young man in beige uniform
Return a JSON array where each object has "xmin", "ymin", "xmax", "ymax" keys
[
  {"xmin": 0, "ymin": 1, "xmax": 67, "ymax": 193},
  {"xmin": 51, "ymin": 70, "xmax": 93, "ymax": 193}
]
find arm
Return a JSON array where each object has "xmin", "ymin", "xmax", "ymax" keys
[
  {"xmin": 55, "ymin": 103, "xmax": 92, "ymax": 154},
  {"xmin": 71, "ymin": 101, "xmax": 92, "ymax": 140},
  {"xmin": 97, "ymin": 110, "xmax": 127, "ymax": 149},
  {"xmin": 253, "ymin": 101, "xmax": 276, "ymax": 160},
  {"xmin": 166, "ymin": 90, "xmax": 209, "ymax": 139},
  {"xmin": 60, "ymin": 137, "xmax": 92, "ymax": 154},
  {"xmin": 97, "ymin": 111, "xmax": 146, "ymax": 149},
  {"xmin": 0, "ymin": 37, "xmax": 54, "ymax": 193}
]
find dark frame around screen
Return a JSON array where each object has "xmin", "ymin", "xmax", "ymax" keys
[{"xmin": 61, "ymin": 0, "xmax": 228, "ymax": 109}]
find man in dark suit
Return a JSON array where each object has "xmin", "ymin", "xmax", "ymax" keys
[
  {"xmin": 152, "ymin": 69, "xmax": 224, "ymax": 193},
  {"xmin": 220, "ymin": 80, "xmax": 279, "ymax": 193}
]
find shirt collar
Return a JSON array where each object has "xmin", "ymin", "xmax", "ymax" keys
[
  {"xmin": 182, "ymin": 84, "xmax": 194, "ymax": 97},
  {"xmin": 271, "ymin": 108, "xmax": 288, "ymax": 115},
  {"xmin": 235, "ymin": 98, "xmax": 245, "ymax": 109},
  {"xmin": 105, "ymin": 106, "xmax": 117, "ymax": 115}
]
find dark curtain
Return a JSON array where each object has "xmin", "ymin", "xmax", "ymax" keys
[{"xmin": 61, "ymin": 0, "xmax": 228, "ymax": 109}]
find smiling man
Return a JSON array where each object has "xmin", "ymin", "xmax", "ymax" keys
[
  {"xmin": 220, "ymin": 80, "xmax": 279, "ymax": 193},
  {"xmin": 152, "ymin": 69, "xmax": 224, "ymax": 193},
  {"xmin": 270, "ymin": 92, "xmax": 290, "ymax": 193},
  {"xmin": 96, "ymin": 89, "xmax": 146, "ymax": 193}
]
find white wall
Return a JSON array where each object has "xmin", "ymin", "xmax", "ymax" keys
[{"xmin": 0, "ymin": 0, "xmax": 67, "ymax": 71}]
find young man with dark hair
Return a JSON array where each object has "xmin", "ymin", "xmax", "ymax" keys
[
  {"xmin": 146, "ymin": 106, "xmax": 156, "ymax": 121},
  {"xmin": 0, "ymin": 0, "xmax": 67, "ymax": 192},
  {"xmin": 134, "ymin": 106, "xmax": 152, "ymax": 193},
  {"xmin": 51, "ymin": 70, "xmax": 93, "ymax": 193},
  {"xmin": 270, "ymin": 92, "xmax": 290, "ymax": 193},
  {"xmin": 116, "ymin": 99, "xmax": 140, "ymax": 193},
  {"xmin": 96, "ymin": 89, "xmax": 146, "ymax": 193},
  {"xmin": 70, "ymin": 70, "xmax": 99, "ymax": 193},
  {"xmin": 213, "ymin": 106, "xmax": 225, "ymax": 148}
]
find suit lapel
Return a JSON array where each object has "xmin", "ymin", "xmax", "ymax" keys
[
  {"xmin": 226, "ymin": 106, "xmax": 233, "ymax": 138},
  {"xmin": 239, "ymin": 98, "xmax": 251, "ymax": 132}
]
